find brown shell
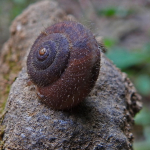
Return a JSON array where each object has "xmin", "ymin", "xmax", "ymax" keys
[{"xmin": 27, "ymin": 21, "xmax": 101, "ymax": 110}]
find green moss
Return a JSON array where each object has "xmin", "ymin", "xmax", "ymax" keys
[{"xmin": 0, "ymin": 45, "xmax": 21, "ymax": 116}]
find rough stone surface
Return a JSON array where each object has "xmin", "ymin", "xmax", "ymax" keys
[
  {"xmin": 2, "ymin": 54, "xmax": 142, "ymax": 150},
  {"xmin": 1, "ymin": 0, "xmax": 142, "ymax": 150}
]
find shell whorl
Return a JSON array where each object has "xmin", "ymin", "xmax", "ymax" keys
[{"xmin": 27, "ymin": 21, "xmax": 101, "ymax": 110}]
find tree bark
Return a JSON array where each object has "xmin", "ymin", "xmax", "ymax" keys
[{"xmin": 1, "ymin": 1, "xmax": 142, "ymax": 149}]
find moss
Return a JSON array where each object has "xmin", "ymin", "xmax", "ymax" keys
[{"xmin": 0, "ymin": 46, "xmax": 21, "ymax": 117}]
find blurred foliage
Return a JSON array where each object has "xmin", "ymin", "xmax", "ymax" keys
[
  {"xmin": 105, "ymin": 41, "xmax": 150, "ymax": 96},
  {"xmin": 135, "ymin": 108, "xmax": 150, "ymax": 126},
  {"xmin": 97, "ymin": 7, "xmax": 135, "ymax": 18},
  {"xmin": 104, "ymin": 38, "xmax": 150, "ymax": 150},
  {"xmin": 134, "ymin": 108, "xmax": 150, "ymax": 150},
  {"xmin": 0, "ymin": 0, "xmax": 38, "ymax": 23},
  {"xmin": 9, "ymin": 0, "xmax": 37, "ymax": 20}
]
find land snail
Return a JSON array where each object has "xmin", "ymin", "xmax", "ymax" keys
[{"xmin": 27, "ymin": 21, "xmax": 101, "ymax": 110}]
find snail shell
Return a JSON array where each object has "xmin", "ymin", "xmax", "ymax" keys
[{"xmin": 27, "ymin": 21, "xmax": 100, "ymax": 110}]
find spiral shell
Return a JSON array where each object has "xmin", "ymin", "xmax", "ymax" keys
[{"xmin": 27, "ymin": 21, "xmax": 100, "ymax": 110}]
